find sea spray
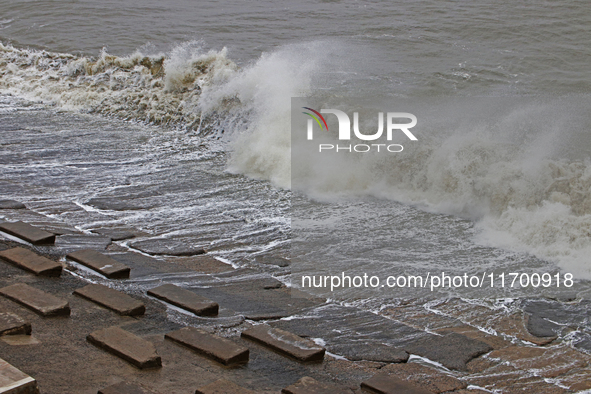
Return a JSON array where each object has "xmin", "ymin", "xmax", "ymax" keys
[{"xmin": 197, "ymin": 43, "xmax": 335, "ymax": 188}]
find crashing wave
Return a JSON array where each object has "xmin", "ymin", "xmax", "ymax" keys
[{"xmin": 0, "ymin": 41, "xmax": 237, "ymax": 131}]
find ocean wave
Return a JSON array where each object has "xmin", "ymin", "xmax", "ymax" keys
[
  {"xmin": 209, "ymin": 51, "xmax": 591, "ymax": 276},
  {"xmin": 0, "ymin": 41, "xmax": 236, "ymax": 130},
  {"xmin": 2, "ymin": 40, "xmax": 591, "ymax": 277},
  {"xmin": 287, "ymin": 108, "xmax": 591, "ymax": 277}
]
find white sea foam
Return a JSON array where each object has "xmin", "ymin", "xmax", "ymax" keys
[
  {"xmin": 0, "ymin": 41, "xmax": 236, "ymax": 128},
  {"xmin": 196, "ymin": 42, "xmax": 336, "ymax": 187}
]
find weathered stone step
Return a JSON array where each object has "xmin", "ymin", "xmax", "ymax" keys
[
  {"xmin": 195, "ymin": 379, "xmax": 255, "ymax": 394},
  {"xmin": 241, "ymin": 325, "xmax": 325, "ymax": 362},
  {"xmin": 0, "ymin": 284, "xmax": 70, "ymax": 317},
  {"xmin": 165, "ymin": 327, "xmax": 249, "ymax": 365},
  {"xmin": 67, "ymin": 249, "xmax": 130, "ymax": 279},
  {"xmin": 0, "ymin": 221, "xmax": 55, "ymax": 245},
  {"xmin": 282, "ymin": 377, "xmax": 352, "ymax": 394},
  {"xmin": 147, "ymin": 284, "xmax": 218, "ymax": 316},
  {"xmin": 74, "ymin": 284, "xmax": 145, "ymax": 316},
  {"xmin": 87, "ymin": 326, "xmax": 161, "ymax": 369},
  {"xmin": 360, "ymin": 374, "xmax": 432, "ymax": 394},
  {"xmin": 98, "ymin": 382, "xmax": 156, "ymax": 394},
  {"xmin": 0, "ymin": 357, "xmax": 39, "ymax": 394},
  {"xmin": 0, "ymin": 247, "xmax": 62, "ymax": 277},
  {"xmin": 0, "ymin": 311, "xmax": 31, "ymax": 336}
]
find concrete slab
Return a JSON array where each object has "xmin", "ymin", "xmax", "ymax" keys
[
  {"xmin": 0, "ymin": 221, "xmax": 55, "ymax": 245},
  {"xmin": 360, "ymin": 374, "xmax": 432, "ymax": 394},
  {"xmin": 67, "ymin": 249, "xmax": 130, "ymax": 279},
  {"xmin": 186, "ymin": 282, "xmax": 296, "ymax": 323},
  {"xmin": 165, "ymin": 327, "xmax": 249, "ymax": 365},
  {"xmin": 0, "ymin": 311, "xmax": 31, "ymax": 336},
  {"xmin": 0, "ymin": 357, "xmax": 39, "ymax": 394},
  {"xmin": 130, "ymin": 239, "xmax": 205, "ymax": 256},
  {"xmin": 55, "ymin": 234, "xmax": 112, "ymax": 252},
  {"xmin": 270, "ymin": 304, "xmax": 428, "ymax": 361},
  {"xmin": 172, "ymin": 255, "xmax": 234, "ymax": 274},
  {"xmin": 241, "ymin": 325, "xmax": 325, "ymax": 362},
  {"xmin": 404, "ymin": 333, "xmax": 492, "ymax": 371},
  {"xmin": 244, "ymin": 312, "xmax": 290, "ymax": 321},
  {"xmin": 106, "ymin": 252, "xmax": 169, "ymax": 278},
  {"xmin": 0, "ymin": 247, "xmax": 62, "ymax": 277},
  {"xmin": 526, "ymin": 314, "xmax": 560, "ymax": 339},
  {"xmin": 147, "ymin": 284, "xmax": 218, "ymax": 316},
  {"xmin": 328, "ymin": 343, "xmax": 408, "ymax": 363},
  {"xmin": 87, "ymin": 326, "xmax": 161, "ymax": 369},
  {"xmin": 195, "ymin": 379, "xmax": 255, "ymax": 394},
  {"xmin": 74, "ymin": 284, "xmax": 145, "ymax": 316},
  {"xmin": 0, "ymin": 284, "xmax": 70, "ymax": 317},
  {"xmin": 98, "ymin": 382, "xmax": 156, "ymax": 394},
  {"xmin": 282, "ymin": 376, "xmax": 352, "ymax": 394},
  {"xmin": 86, "ymin": 197, "xmax": 150, "ymax": 211},
  {"xmin": 0, "ymin": 200, "xmax": 26, "ymax": 210},
  {"xmin": 91, "ymin": 228, "xmax": 140, "ymax": 241}
]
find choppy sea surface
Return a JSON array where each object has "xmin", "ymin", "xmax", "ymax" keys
[{"xmin": 2, "ymin": 1, "xmax": 591, "ymax": 312}]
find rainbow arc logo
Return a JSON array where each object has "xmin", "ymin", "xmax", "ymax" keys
[{"xmin": 302, "ymin": 107, "xmax": 328, "ymax": 132}]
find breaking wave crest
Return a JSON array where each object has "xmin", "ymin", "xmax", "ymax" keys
[
  {"xmin": 0, "ymin": 41, "xmax": 236, "ymax": 130},
  {"xmin": 197, "ymin": 42, "xmax": 331, "ymax": 186}
]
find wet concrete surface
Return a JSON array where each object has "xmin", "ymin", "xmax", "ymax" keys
[{"xmin": 1, "ymin": 211, "xmax": 591, "ymax": 393}]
